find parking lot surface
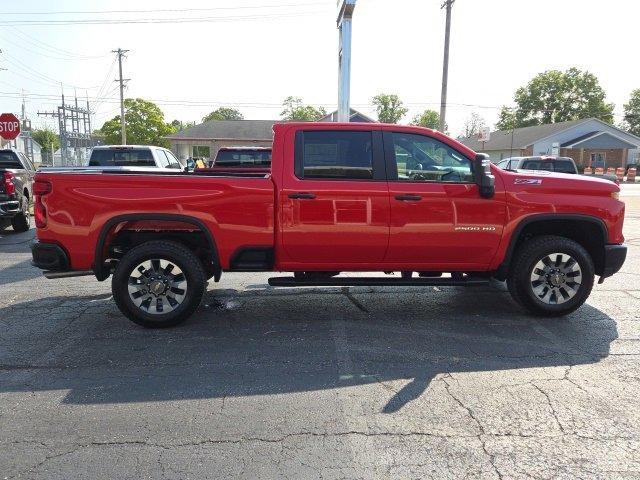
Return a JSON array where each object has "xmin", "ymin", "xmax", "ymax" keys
[{"xmin": 1, "ymin": 184, "xmax": 639, "ymax": 479}]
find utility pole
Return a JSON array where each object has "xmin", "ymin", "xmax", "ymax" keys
[
  {"xmin": 439, "ymin": 0, "xmax": 454, "ymax": 133},
  {"xmin": 112, "ymin": 48, "xmax": 129, "ymax": 144}
]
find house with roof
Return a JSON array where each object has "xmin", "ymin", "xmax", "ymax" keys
[
  {"xmin": 166, "ymin": 108, "xmax": 376, "ymax": 161},
  {"xmin": 166, "ymin": 120, "xmax": 279, "ymax": 161},
  {"xmin": 458, "ymin": 118, "xmax": 640, "ymax": 169},
  {"xmin": 319, "ymin": 108, "xmax": 376, "ymax": 123}
]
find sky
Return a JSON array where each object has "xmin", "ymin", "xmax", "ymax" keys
[{"xmin": 0, "ymin": 0, "xmax": 639, "ymax": 138}]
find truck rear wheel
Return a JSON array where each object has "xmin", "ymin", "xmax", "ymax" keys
[
  {"xmin": 112, "ymin": 240, "xmax": 206, "ymax": 328},
  {"xmin": 507, "ymin": 235, "xmax": 594, "ymax": 317},
  {"xmin": 11, "ymin": 198, "xmax": 30, "ymax": 233}
]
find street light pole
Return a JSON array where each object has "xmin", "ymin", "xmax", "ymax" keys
[
  {"xmin": 337, "ymin": 0, "xmax": 356, "ymax": 123},
  {"xmin": 439, "ymin": 0, "xmax": 454, "ymax": 133}
]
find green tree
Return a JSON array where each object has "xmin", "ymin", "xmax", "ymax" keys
[
  {"xmin": 31, "ymin": 128, "xmax": 60, "ymax": 160},
  {"xmin": 495, "ymin": 107, "xmax": 518, "ymax": 131},
  {"xmin": 497, "ymin": 68, "xmax": 614, "ymax": 128},
  {"xmin": 623, "ymin": 89, "xmax": 640, "ymax": 136},
  {"xmin": 100, "ymin": 98, "xmax": 176, "ymax": 147},
  {"xmin": 411, "ymin": 109, "xmax": 445, "ymax": 131},
  {"xmin": 372, "ymin": 93, "xmax": 408, "ymax": 124},
  {"xmin": 280, "ymin": 96, "xmax": 327, "ymax": 121},
  {"xmin": 462, "ymin": 112, "xmax": 487, "ymax": 138},
  {"xmin": 170, "ymin": 120, "xmax": 196, "ymax": 131},
  {"xmin": 202, "ymin": 107, "xmax": 244, "ymax": 122}
]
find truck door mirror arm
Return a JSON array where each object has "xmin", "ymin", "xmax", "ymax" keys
[{"xmin": 473, "ymin": 153, "xmax": 495, "ymax": 198}]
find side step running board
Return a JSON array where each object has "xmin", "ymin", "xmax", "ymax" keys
[
  {"xmin": 268, "ymin": 276, "xmax": 489, "ymax": 287},
  {"xmin": 44, "ymin": 270, "xmax": 95, "ymax": 279}
]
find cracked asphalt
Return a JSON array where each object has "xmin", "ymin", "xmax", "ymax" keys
[{"xmin": 1, "ymin": 184, "xmax": 639, "ymax": 479}]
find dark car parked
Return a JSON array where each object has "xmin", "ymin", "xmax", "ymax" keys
[{"xmin": 0, "ymin": 149, "xmax": 34, "ymax": 232}]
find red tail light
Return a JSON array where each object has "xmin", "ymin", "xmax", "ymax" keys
[
  {"xmin": 34, "ymin": 180, "xmax": 52, "ymax": 229},
  {"xmin": 33, "ymin": 180, "xmax": 52, "ymax": 196},
  {"xmin": 3, "ymin": 172, "xmax": 15, "ymax": 195}
]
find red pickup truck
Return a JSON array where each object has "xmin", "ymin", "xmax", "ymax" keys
[{"xmin": 31, "ymin": 122, "xmax": 627, "ymax": 328}]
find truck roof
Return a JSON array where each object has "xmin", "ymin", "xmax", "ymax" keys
[{"xmin": 91, "ymin": 145, "xmax": 167, "ymax": 150}]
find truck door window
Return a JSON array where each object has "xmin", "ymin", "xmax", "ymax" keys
[
  {"xmin": 165, "ymin": 150, "xmax": 184, "ymax": 169},
  {"xmin": 155, "ymin": 150, "xmax": 170, "ymax": 168},
  {"xmin": 389, "ymin": 132, "xmax": 472, "ymax": 183},
  {"xmin": 296, "ymin": 131, "xmax": 373, "ymax": 180}
]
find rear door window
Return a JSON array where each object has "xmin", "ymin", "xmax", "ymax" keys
[
  {"xmin": 89, "ymin": 149, "xmax": 155, "ymax": 167},
  {"xmin": 295, "ymin": 131, "xmax": 374, "ymax": 180}
]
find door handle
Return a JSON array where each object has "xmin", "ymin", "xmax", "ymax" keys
[
  {"xmin": 395, "ymin": 194, "xmax": 422, "ymax": 201},
  {"xmin": 288, "ymin": 192, "xmax": 316, "ymax": 199}
]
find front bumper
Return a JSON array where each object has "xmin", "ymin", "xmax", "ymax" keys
[
  {"xmin": 31, "ymin": 241, "xmax": 70, "ymax": 271},
  {"xmin": 601, "ymin": 244, "xmax": 627, "ymax": 279}
]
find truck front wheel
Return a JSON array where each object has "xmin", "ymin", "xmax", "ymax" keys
[
  {"xmin": 112, "ymin": 240, "xmax": 206, "ymax": 328},
  {"xmin": 507, "ymin": 235, "xmax": 595, "ymax": 317}
]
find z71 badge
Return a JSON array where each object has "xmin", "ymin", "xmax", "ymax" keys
[{"xmin": 515, "ymin": 178, "xmax": 543, "ymax": 185}]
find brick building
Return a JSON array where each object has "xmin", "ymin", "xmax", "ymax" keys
[{"xmin": 459, "ymin": 118, "xmax": 640, "ymax": 169}]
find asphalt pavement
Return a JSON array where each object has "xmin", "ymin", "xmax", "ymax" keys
[{"xmin": 0, "ymin": 185, "xmax": 639, "ymax": 479}]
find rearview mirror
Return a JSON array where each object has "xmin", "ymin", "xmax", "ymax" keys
[{"xmin": 473, "ymin": 154, "xmax": 495, "ymax": 198}]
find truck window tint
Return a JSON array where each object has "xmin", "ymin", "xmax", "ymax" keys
[
  {"xmin": 215, "ymin": 150, "xmax": 272, "ymax": 167},
  {"xmin": 89, "ymin": 149, "xmax": 155, "ymax": 167},
  {"xmin": 299, "ymin": 131, "xmax": 373, "ymax": 179},
  {"xmin": 0, "ymin": 152, "xmax": 22, "ymax": 169},
  {"xmin": 390, "ymin": 132, "xmax": 472, "ymax": 183}
]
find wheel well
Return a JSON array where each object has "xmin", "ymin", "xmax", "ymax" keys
[
  {"xmin": 97, "ymin": 218, "xmax": 220, "ymax": 281},
  {"xmin": 500, "ymin": 218, "xmax": 606, "ymax": 278}
]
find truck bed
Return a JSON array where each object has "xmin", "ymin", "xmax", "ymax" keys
[{"xmin": 35, "ymin": 168, "xmax": 275, "ymax": 270}]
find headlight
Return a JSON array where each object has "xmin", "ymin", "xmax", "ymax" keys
[{"xmin": 611, "ymin": 191, "xmax": 620, "ymax": 200}]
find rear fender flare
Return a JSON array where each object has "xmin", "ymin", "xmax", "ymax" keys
[{"xmin": 93, "ymin": 213, "xmax": 220, "ymax": 281}]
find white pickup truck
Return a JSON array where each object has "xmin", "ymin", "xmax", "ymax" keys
[{"xmin": 496, "ymin": 156, "xmax": 619, "ymax": 184}]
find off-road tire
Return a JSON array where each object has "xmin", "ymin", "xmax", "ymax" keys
[
  {"xmin": 112, "ymin": 240, "xmax": 206, "ymax": 328},
  {"xmin": 507, "ymin": 235, "xmax": 595, "ymax": 317}
]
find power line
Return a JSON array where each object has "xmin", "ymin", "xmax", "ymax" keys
[
  {"xmin": 0, "ymin": 90, "xmax": 628, "ymax": 119},
  {"xmin": 0, "ymin": 1, "xmax": 326, "ymax": 16},
  {"xmin": 0, "ymin": 11, "xmax": 325, "ymax": 26},
  {"xmin": 0, "ymin": 31, "xmax": 109, "ymax": 61},
  {"xmin": 7, "ymin": 27, "xmax": 109, "ymax": 59},
  {"xmin": 1, "ymin": 51, "xmax": 102, "ymax": 89}
]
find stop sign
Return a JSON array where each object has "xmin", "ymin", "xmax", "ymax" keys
[{"xmin": 0, "ymin": 113, "xmax": 21, "ymax": 141}]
